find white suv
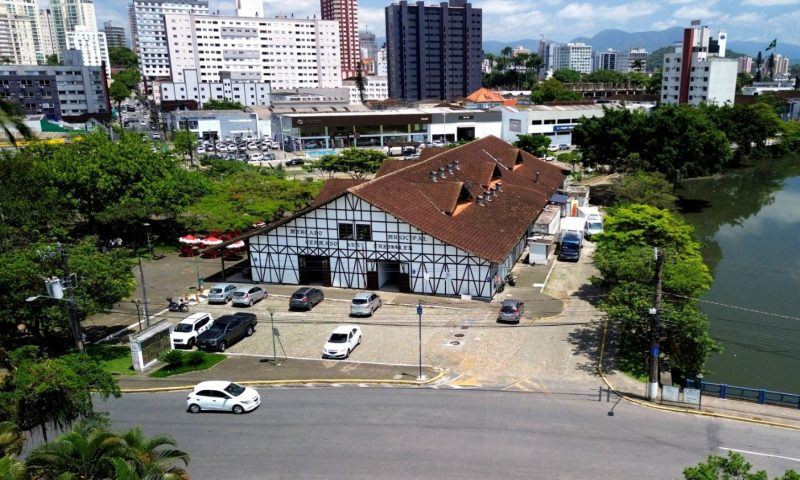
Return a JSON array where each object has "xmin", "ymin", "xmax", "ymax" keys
[{"xmin": 171, "ymin": 312, "xmax": 213, "ymax": 349}]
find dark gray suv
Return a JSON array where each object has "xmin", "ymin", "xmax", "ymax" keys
[
  {"xmin": 497, "ymin": 299, "xmax": 524, "ymax": 324},
  {"xmin": 289, "ymin": 287, "xmax": 324, "ymax": 310}
]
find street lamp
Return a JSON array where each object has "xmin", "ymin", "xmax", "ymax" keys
[
  {"xmin": 143, "ymin": 222, "xmax": 154, "ymax": 259},
  {"xmin": 26, "ymin": 294, "xmax": 84, "ymax": 352},
  {"xmin": 131, "ymin": 299, "xmax": 143, "ymax": 331}
]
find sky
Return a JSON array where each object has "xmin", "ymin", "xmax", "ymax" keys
[{"xmin": 96, "ymin": 0, "xmax": 800, "ymax": 46}]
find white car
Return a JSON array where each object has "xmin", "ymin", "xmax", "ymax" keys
[
  {"xmin": 547, "ymin": 145, "xmax": 559, "ymax": 152},
  {"xmin": 197, "ymin": 146, "xmax": 206, "ymax": 154},
  {"xmin": 249, "ymin": 153, "xmax": 263, "ymax": 162},
  {"xmin": 322, "ymin": 325, "xmax": 362, "ymax": 359},
  {"xmin": 171, "ymin": 312, "xmax": 213, "ymax": 349},
  {"xmin": 186, "ymin": 381, "xmax": 260, "ymax": 414}
]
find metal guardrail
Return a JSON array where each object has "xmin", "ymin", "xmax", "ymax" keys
[{"xmin": 687, "ymin": 379, "xmax": 800, "ymax": 409}]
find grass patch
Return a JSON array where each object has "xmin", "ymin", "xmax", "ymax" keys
[
  {"xmin": 86, "ymin": 345, "xmax": 136, "ymax": 376},
  {"xmin": 617, "ymin": 352, "xmax": 648, "ymax": 383},
  {"xmin": 149, "ymin": 351, "xmax": 225, "ymax": 378}
]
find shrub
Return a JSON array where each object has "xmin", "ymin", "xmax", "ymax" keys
[
  {"xmin": 186, "ymin": 350, "xmax": 205, "ymax": 366},
  {"xmin": 159, "ymin": 349, "xmax": 184, "ymax": 368}
]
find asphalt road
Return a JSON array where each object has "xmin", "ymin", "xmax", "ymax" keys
[{"xmin": 100, "ymin": 389, "xmax": 800, "ymax": 479}]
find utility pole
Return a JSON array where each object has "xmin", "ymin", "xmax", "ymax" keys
[
  {"xmin": 137, "ymin": 257, "xmax": 151, "ymax": 329},
  {"xmin": 647, "ymin": 247, "xmax": 664, "ymax": 401},
  {"xmin": 56, "ymin": 243, "xmax": 84, "ymax": 352}
]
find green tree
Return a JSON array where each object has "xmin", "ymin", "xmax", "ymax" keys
[
  {"xmin": 3, "ymin": 347, "xmax": 121, "ymax": 441},
  {"xmin": 203, "ymin": 99, "xmax": 245, "ymax": 110},
  {"xmin": 593, "ymin": 204, "xmax": 718, "ymax": 381},
  {"xmin": 530, "ymin": 78, "xmax": 582, "ymax": 104},
  {"xmin": 114, "ymin": 68, "xmax": 141, "ymax": 90},
  {"xmin": 119, "ymin": 426, "xmax": 190, "ymax": 479},
  {"xmin": 109, "ymin": 47, "xmax": 138, "ymax": 69},
  {"xmin": 557, "ymin": 151, "xmax": 583, "ymax": 178},
  {"xmin": 553, "ymin": 68, "xmax": 581, "ymax": 83},
  {"xmin": 0, "ymin": 455, "xmax": 26, "ymax": 480},
  {"xmin": 303, "ymin": 147, "xmax": 386, "ymax": 180},
  {"xmin": 0, "ymin": 100, "xmax": 33, "ymax": 148},
  {"xmin": 25, "ymin": 428, "xmax": 127, "ymax": 479},
  {"xmin": 513, "ymin": 134, "xmax": 551, "ymax": 157},
  {"xmin": 646, "ymin": 69, "xmax": 663, "ymax": 94},
  {"xmin": 173, "ymin": 130, "xmax": 197, "ymax": 165},
  {"xmin": 0, "ymin": 422, "xmax": 24, "ymax": 457},
  {"xmin": 45, "ymin": 54, "xmax": 59, "ymax": 66},
  {"xmin": 612, "ymin": 171, "xmax": 677, "ymax": 210},
  {"xmin": 583, "ymin": 69, "xmax": 626, "ymax": 83},
  {"xmin": 684, "ymin": 451, "xmax": 800, "ymax": 480},
  {"xmin": 109, "ymin": 81, "xmax": 132, "ymax": 125},
  {"xmin": 736, "ymin": 72, "xmax": 753, "ymax": 93}
]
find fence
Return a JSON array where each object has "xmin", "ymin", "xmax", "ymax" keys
[{"xmin": 686, "ymin": 379, "xmax": 800, "ymax": 409}]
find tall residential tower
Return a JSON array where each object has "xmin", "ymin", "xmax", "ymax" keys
[{"xmin": 321, "ymin": 0, "xmax": 360, "ymax": 79}]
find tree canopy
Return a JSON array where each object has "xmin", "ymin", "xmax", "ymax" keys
[
  {"xmin": 552, "ymin": 68, "xmax": 582, "ymax": 83},
  {"xmin": 684, "ymin": 451, "xmax": 799, "ymax": 480},
  {"xmin": 203, "ymin": 99, "xmax": 245, "ymax": 110},
  {"xmin": 530, "ymin": 78, "xmax": 583, "ymax": 104},
  {"xmin": 303, "ymin": 147, "xmax": 386, "ymax": 180},
  {"xmin": 109, "ymin": 47, "xmax": 138, "ymax": 69},
  {"xmin": 513, "ymin": 134, "xmax": 551, "ymax": 157}
]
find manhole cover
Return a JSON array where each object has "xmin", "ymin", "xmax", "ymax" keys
[
  {"xmin": 450, "ymin": 340, "xmax": 461, "ymax": 346},
  {"xmin": 454, "ymin": 333, "xmax": 465, "ymax": 338}
]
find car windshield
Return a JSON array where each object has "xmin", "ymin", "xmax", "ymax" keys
[
  {"xmin": 352, "ymin": 299, "xmax": 368, "ymax": 305},
  {"xmin": 224, "ymin": 383, "xmax": 246, "ymax": 397},
  {"xmin": 588, "ymin": 222, "xmax": 603, "ymax": 229},
  {"xmin": 501, "ymin": 306, "xmax": 517, "ymax": 313},
  {"xmin": 174, "ymin": 324, "xmax": 193, "ymax": 333},
  {"xmin": 210, "ymin": 288, "xmax": 222, "ymax": 294},
  {"xmin": 207, "ymin": 323, "xmax": 226, "ymax": 332},
  {"xmin": 328, "ymin": 333, "xmax": 348, "ymax": 343},
  {"xmin": 292, "ymin": 293, "xmax": 306, "ymax": 299}
]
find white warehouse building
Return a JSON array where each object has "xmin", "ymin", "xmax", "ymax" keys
[{"xmin": 160, "ymin": 69, "xmax": 271, "ymax": 107}]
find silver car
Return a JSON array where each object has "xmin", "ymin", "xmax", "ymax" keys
[
  {"xmin": 350, "ymin": 292, "xmax": 382, "ymax": 317},
  {"xmin": 231, "ymin": 286, "xmax": 267, "ymax": 307},
  {"xmin": 208, "ymin": 283, "xmax": 237, "ymax": 304}
]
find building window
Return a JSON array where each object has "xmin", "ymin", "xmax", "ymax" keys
[
  {"xmin": 338, "ymin": 223, "xmax": 354, "ymax": 240},
  {"xmin": 356, "ymin": 224, "xmax": 371, "ymax": 241}
]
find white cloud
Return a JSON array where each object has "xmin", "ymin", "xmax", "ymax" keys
[
  {"xmin": 651, "ymin": 19, "xmax": 679, "ymax": 30},
  {"xmin": 483, "ymin": 10, "xmax": 550, "ymax": 40},
  {"xmin": 672, "ymin": 5, "xmax": 721, "ymax": 19},
  {"xmin": 359, "ymin": 7, "xmax": 386, "ymax": 37},
  {"xmin": 741, "ymin": 0, "xmax": 800, "ymax": 5},
  {"xmin": 668, "ymin": 0, "xmax": 694, "ymax": 3},
  {"xmin": 716, "ymin": 12, "xmax": 765, "ymax": 25},
  {"xmin": 557, "ymin": 2, "xmax": 661, "ymax": 21}
]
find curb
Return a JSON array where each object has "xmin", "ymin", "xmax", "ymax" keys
[
  {"xmin": 120, "ymin": 367, "xmax": 446, "ymax": 394},
  {"xmin": 596, "ymin": 317, "xmax": 800, "ymax": 431}
]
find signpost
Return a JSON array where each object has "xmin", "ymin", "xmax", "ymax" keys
[{"xmin": 417, "ymin": 301, "xmax": 425, "ymax": 380}]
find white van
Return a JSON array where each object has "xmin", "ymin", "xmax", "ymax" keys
[
  {"xmin": 171, "ymin": 312, "xmax": 214, "ymax": 349},
  {"xmin": 584, "ymin": 214, "xmax": 604, "ymax": 239}
]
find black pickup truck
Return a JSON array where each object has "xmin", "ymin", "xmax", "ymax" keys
[{"xmin": 196, "ymin": 312, "xmax": 257, "ymax": 352}]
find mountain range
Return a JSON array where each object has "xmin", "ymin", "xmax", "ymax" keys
[{"xmin": 483, "ymin": 28, "xmax": 800, "ymax": 63}]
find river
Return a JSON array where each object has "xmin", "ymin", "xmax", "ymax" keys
[{"xmin": 678, "ymin": 154, "xmax": 800, "ymax": 393}]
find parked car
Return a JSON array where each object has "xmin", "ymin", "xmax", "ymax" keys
[
  {"xmin": 208, "ymin": 283, "xmax": 237, "ymax": 304},
  {"xmin": 547, "ymin": 145, "xmax": 559, "ymax": 152},
  {"xmin": 558, "ymin": 143, "xmax": 570, "ymax": 150},
  {"xmin": 196, "ymin": 312, "xmax": 258, "ymax": 352},
  {"xmin": 402, "ymin": 146, "xmax": 417, "ymax": 155},
  {"xmin": 249, "ymin": 153, "xmax": 263, "ymax": 162},
  {"xmin": 171, "ymin": 312, "xmax": 213, "ymax": 349},
  {"xmin": 350, "ymin": 292, "xmax": 382, "ymax": 317},
  {"xmin": 544, "ymin": 155, "xmax": 556, "ymax": 161},
  {"xmin": 285, "ymin": 158, "xmax": 305, "ymax": 166},
  {"xmin": 497, "ymin": 299, "xmax": 524, "ymax": 324},
  {"xmin": 289, "ymin": 287, "xmax": 324, "ymax": 310},
  {"xmin": 151, "ymin": 132, "xmax": 161, "ymax": 139},
  {"xmin": 322, "ymin": 325, "xmax": 362, "ymax": 359},
  {"xmin": 186, "ymin": 381, "xmax": 260, "ymax": 414},
  {"xmin": 232, "ymin": 286, "xmax": 267, "ymax": 306}
]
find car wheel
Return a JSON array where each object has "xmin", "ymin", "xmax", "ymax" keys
[
  {"xmin": 187, "ymin": 338, "xmax": 195, "ymax": 349},
  {"xmin": 188, "ymin": 404, "xmax": 201, "ymax": 414},
  {"xmin": 246, "ymin": 325, "xmax": 254, "ymax": 337},
  {"xmin": 357, "ymin": 336, "xmax": 361, "ymax": 346},
  {"xmin": 249, "ymin": 299, "xmax": 253, "ymax": 307},
  {"xmin": 232, "ymin": 405, "xmax": 244, "ymax": 415},
  {"xmin": 346, "ymin": 348, "xmax": 351, "ymax": 358},
  {"xmin": 218, "ymin": 342, "xmax": 226, "ymax": 352},
  {"xmin": 181, "ymin": 305, "xmax": 189, "ymax": 312}
]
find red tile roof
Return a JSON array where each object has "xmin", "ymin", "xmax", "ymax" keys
[
  {"xmin": 466, "ymin": 88, "xmax": 505, "ymax": 103},
  {"xmin": 375, "ymin": 159, "xmax": 418, "ymax": 178},
  {"xmin": 312, "ymin": 178, "xmax": 367, "ymax": 206},
  {"xmin": 349, "ymin": 136, "xmax": 565, "ymax": 262}
]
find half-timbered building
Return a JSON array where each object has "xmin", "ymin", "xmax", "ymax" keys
[{"xmin": 248, "ymin": 135, "xmax": 564, "ymax": 299}]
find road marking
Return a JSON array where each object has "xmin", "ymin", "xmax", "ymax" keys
[
  {"xmin": 448, "ymin": 375, "xmax": 480, "ymax": 388},
  {"xmin": 502, "ymin": 376, "xmax": 531, "ymax": 391},
  {"xmin": 719, "ymin": 447, "xmax": 800, "ymax": 463}
]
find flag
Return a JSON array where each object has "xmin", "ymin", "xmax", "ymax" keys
[{"xmin": 766, "ymin": 39, "xmax": 777, "ymax": 51}]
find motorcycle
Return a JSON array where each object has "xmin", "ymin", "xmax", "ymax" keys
[
  {"xmin": 167, "ymin": 297, "xmax": 189, "ymax": 313},
  {"xmin": 505, "ymin": 274, "xmax": 517, "ymax": 287}
]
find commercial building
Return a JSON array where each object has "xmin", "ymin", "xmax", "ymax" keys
[
  {"xmin": 359, "ymin": 30, "xmax": 377, "ymax": 75},
  {"xmin": 103, "ymin": 20, "xmax": 126, "ymax": 48},
  {"xmin": 0, "ymin": 2, "xmax": 36, "ymax": 65},
  {"xmin": 539, "ymin": 39, "xmax": 557, "ymax": 75},
  {"xmin": 617, "ymin": 48, "xmax": 647, "ymax": 73},
  {"xmin": 168, "ymin": 109, "xmax": 260, "ymax": 140},
  {"xmin": 49, "ymin": 0, "xmax": 96, "ymax": 53},
  {"xmin": 129, "ymin": 0, "xmax": 209, "ymax": 90},
  {"xmin": 321, "ymin": 0, "xmax": 360, "ymax": 79},
  {"xmin": 661, "ymin": 21, "xmax": 736, "ymax": 106},
  {"xmin": 502, "ymin": 103, "xmax": 610, "ymax": 146},
  {"xmin": 245, "ymin": 136, "xmax": 563, "ymax": 298},
  {"xmin": 554, "ymin": 42, "xmax": 592, "ymax": 74},
  {"xmin": 159, "ymin": 68, "xmax": 271, "ymax": 107},
  {"xmin": 164, "ymin": 12, "xmax": 341, "ymax": 90},
  {"xmin": 737, "ymin": 56, "xmax": 753, "ymax": 74},
  {"xmin": 385, "ymin": 0, "xmax": 482, "ymax": 101},
  {"xmin": 593, "ymin": 49, "xmax": 617, "ymax": 71},
  {"xmin": 66, "ymin": 25, "xmax": 109, "ymax": 77},
  {"xmin": 0, "ymin": 56, "xmax": 110, "ymax": 120}
]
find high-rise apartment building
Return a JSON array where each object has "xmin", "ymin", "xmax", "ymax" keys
[
  {"xmin": 538, "ymin": 39, "xmax": 557, "ymax": 74},
  {"xmin": 617, "ymin": 48, "xmax": 647, "ymax": 73},
  {"xmin": 49, "ymin": 0, "xmax": 96, "ymax": 53},
  {"xmin": 164, "ymin": 12, "xmax": 341, "ymax": 90},
  {"xmin": 661, "ymin": 21, "xmax": 736, "ymax": 105},
  {"xmin": 321, "ymin": 0, "xmax": 360, "ymax": 79},
  {"xmin": 773, "ymin": 54, "xmax": 789, "ymax": 76},
  {"xmin": 38, "ymin": 8, "xmax": 57, "ymax": 56},
  {"xmin": 66, "ymin": 24, "xmax": 109, "ymax": 76},
  {"xmin": 359, "ymin": 30, "xmax": 377, "ymax": 74},
  {"xmin": 103, "ymin": 20, "xmax": 125, "ymax": 48},
  {"xmin": 554, "ymin": 42, "xmax": 592, "ymax": 74},
  {"xmin": 129, "ymin": 0, "xmax": 209, "ymax": 90},
  {"xmin": 593, "ymin": 49, "xmax": 617, "ymax": 71},
  {"xmin": 0, "ymin": 2, "xmax": 36, "ymax": 64},
  {"xmin": 737, "ymin": 56, "xmax": 753, "ymax": 74},
  {"xmin": 236, "ymin": 0, "xmax": 263, "ymax": 17},
  {"xmin": 385, "ymin": 0, "xmax": 482, "ymax": 101}
]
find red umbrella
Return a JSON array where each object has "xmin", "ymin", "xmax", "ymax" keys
[
  {"xmin": 179, "ymin": 234, "xmax": 201, "ymax": 244},
  {"xmin": 201, "ymin": 236, "xmax": 223, "ymax": 246}
]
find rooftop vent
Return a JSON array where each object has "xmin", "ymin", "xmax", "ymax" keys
[
  {"xmin": 430, "ymin": 170, "xmax": 438, "ymax": 182},
  {"xmin": 496, "ymin": 181, "xmax": 503, "ymax": 192},
  {"xmin": 439, "ymin": 166, "xmax": 447, "ymax": 179},
  {"xmin": 446, "ymin": 163, "xmax": 455, "ymax": 175},
  {"xmin": 535, "ymin": 171, "xmax": 540, "ymax": 183},
  {"xmin": 476, "ymin": 195, "xmax": 485, "ymax": 206},
  {"xmin": 454, "ymin": 160, "xmax": 461, "ymax": 170},
  {"xmin": 484, "ymin": 190, "xmax": 493, "ymax": 202}
]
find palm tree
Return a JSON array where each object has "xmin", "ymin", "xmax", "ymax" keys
[
  {"xmin": 0, "ymin": 100, "xmax": 33, "ymax": 148},
  {"xmin": 25, "ymin": 429, "xmax": 127, "ymax": 480},
  {"xmin": 0, "ymin": 422, "xmax": 25, "ymax": 457},
  {"xmin": 0, "ymin": 455, "xmax": 26, "ymax": 480},
  {"xmin": 119, "ymin": 426, "xmax": 190, "ymax": 480}
]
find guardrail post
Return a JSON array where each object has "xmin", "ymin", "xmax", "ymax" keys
[
  {"xmin": 758, "ymin": 389, "xmax": 765, "ymax": 405},
  {"xmin": 720, "ymin": 384, "xmax": 727, "ymax": 399}
]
